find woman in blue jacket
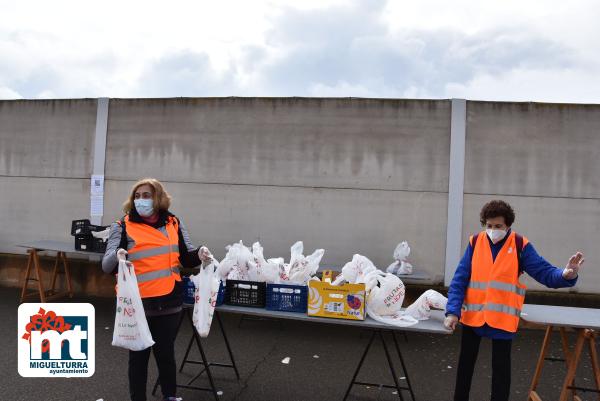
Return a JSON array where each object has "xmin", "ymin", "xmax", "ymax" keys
[{"xmin": 444, "ymin": 200, "xmax": 584, "ymax": 401}]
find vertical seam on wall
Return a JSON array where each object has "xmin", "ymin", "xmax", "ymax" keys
[
  {"xmin": 445, "ymin": 98, "xmax": 467, "ymax": 286},
  {"xmin": 91, "ymin": 97, "xmax": 109, "ymax": 225}
]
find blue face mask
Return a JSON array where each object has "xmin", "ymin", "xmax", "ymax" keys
[{"xmin": 134, "ymin": 198, "xmax": 154, "ymax": 217}]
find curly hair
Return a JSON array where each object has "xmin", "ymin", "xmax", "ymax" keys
[
  {"xmin": 479, "ymin": 200, "xmax": 515, "ymax": 227},
  {"xmin": 122, "ymin": 178, "xmax": 172, "ymax": 214}
]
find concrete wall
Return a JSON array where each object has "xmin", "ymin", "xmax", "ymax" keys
[
  {"xmin": 0, "ymin": 100, "xmax": 97, "ymax": 254},
  {"xmin": 103, "ymin": 98, "xmax": 451, "ymax": 282},
  {"xmin": 1, "ymin": 97, "xmax": 598, "ymax": 295}
]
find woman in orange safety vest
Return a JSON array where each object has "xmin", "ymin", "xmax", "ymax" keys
[
  {"xmin": 102, "ymin": 178, "xmax": 212, "ymax": 401},
  {"xmin": 445, "ymin": 200, "xmax": 584, "ymax": 401}
]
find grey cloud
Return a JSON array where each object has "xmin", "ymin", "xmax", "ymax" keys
[
  {"xmin": 253, "ymin": 2, "xmax": 576, "ymax": 97},
  {"xmin": 135, "ymin": 51, "xmax": 238, "ymax": 97}
]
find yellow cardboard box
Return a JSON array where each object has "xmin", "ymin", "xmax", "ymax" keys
[{"xmin": 308, "ymin": 271, "xmax": 365, "ymax": 320}]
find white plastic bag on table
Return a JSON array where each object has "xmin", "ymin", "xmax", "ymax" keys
[
  {"xmin": 404, "ymin": 289, "xmax": 447, "ymax": 321},
  {"xmin": 191, "ymin": 259, "xmax": 221, "ymax": 337},
  {"xmin": 268, "ymin": 257, "xmax": 288, "ymax": 282},
  {"xmin": 365, "ymin": 271, "xmax": 406, "ymax": 315},
  {"xmin": 287, "ymin": 242, "xmax": 324, "ymax": 285},
  {"xmin": 363, "ymin": 270, "xmax": 418, "ymax": 327},
  {"xmin": 386, "ymin": 260, "xmax": 413, "ymax": 275},
  {"xmin": 367, "ymin": 288, "xmax": 448, "ymax": 328},
  {"xmin": 112, "ymin": 259, "xmax": 155, "ymax": 350},
  {"xmin": 221, "ymin": 241, "xmax": 254, "ymax": 281},
  {"xmin": 276, "ymin": 241, "xmax": 324, "ymax": 285},
  {"xmin": 394, "ymin": 241, "xmax": 411, "ymax": 262},
  {"xmin": 216, "ymin": 245, "xmax": 237, "ymax": 281},
  {"xmin": 332, "ymin": 254, "xmax": 377, "ymax": 285},
  {"xmin": 247, "ymin": 242, "xmax": 280, "ymax": 283},
  {"xmin": 386, "ymin": 241, "xmax": 413, "ymax": 275}
]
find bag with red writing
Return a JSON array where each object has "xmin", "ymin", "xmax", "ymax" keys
[
  {"xmin": 364, "ymin": 270, "xmax": 419, "ymax": 327},
  {"xmin": 112, "ymin": 259, "xmax": 154, "ymax": 350},
  {"xmin": 192, "ymin": 259, "xmax": 221, "ymax": 337}
]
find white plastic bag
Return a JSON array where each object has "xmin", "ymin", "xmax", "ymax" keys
[
  {"xmin": 367, "ymin": 307, "xmax": 419, "ymax": 327},
  {"xmin": 365, "ymin": 271, "xmax": 406, "ymax": 316},
  {"xmin": 333, "ymin": 254, "xmax": 377, "ymax": 285},
  {"xmin": 288, "ymin": 249, "xmax": 324, "ymax": 284},
  {"xmin": 363, "ymin": 270, "xmax": 419, "ymax": 327},
  {"xmin": 219, "ymin": 241, "xmax": 254, "ymax": 281},
  {"xmin": 248, "ymin": 242, "xmax": 280, "ymax": 283},
  {"xmin": 91, "ymin": 227, "xmax": 110, "ymax": 242},
  {"xmin": 394, "ymin": 241, "xmax": 411, "ymax": 262},
  {"xmin": 279, "ymin": 241, "xmax": 324, "ymax": 285},
  {"xmin": 112, "ymin": 260, "xmax": 155, "ymax": 351},
  {"xmin": 386, "ymin": 241, "xmax": 413, "ymax": 275},
  {"xmin": 404, "ymin": 289, "xmax": 447, "ymax": 321},
  {"xmin": 367, "ymin": 288, "xmax": 448, "ymax": 328},
  {"xmin": 191, "ymin": 259, "xmax": 221, "ymax": 337},
  {"xmin": 268, "ymin": 257, "xmax": 288, "ymax": 282}
]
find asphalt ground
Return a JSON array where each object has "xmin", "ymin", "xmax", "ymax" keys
[{"xmin": 3, "ymin": 285, "xmax": 599, "ymax": 401}]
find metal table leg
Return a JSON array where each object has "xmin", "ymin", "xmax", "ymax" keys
[
  {"xmin": 343, "ymin": 330, "xmax": 376, "ymax": 401},
  {"xmin": 391, "ymin": 331, "xmax": 416, "ymax": 401},
  {"xmin": 343, "ymin": 329, "xmax": 414, "ymax": 401},
  {"xmin": 152, "ymin": 308, "xmax": 239, "ymax": 400}
]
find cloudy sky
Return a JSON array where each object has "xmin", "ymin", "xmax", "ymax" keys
[{"xmin": 1, "ymin": 0, "xmax": 599, "ymax": 102}]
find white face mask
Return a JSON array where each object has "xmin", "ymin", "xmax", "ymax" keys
[
  {"xmin": 134, "ymin": 198, "xmax": 154, "ymax": 217},
  {"xmin": 486, "ymin": 229, "xmax": 507, "ymax": 244}
]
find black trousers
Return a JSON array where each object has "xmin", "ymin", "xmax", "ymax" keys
[
  {"xmin": 129, "ymin": 311, "xmax": 181, "ymax": 401},
  {"xmin": 453, "ymin": 325, "xmax": 513, "ymax": 401}
]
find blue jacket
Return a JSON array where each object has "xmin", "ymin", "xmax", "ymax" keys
[{"xmin": 446, "ymin": 230, "xmax": 578, "ymax": 339}]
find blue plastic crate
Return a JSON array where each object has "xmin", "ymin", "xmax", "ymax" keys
[
  {"xmin": 182, "ymin": 276, "xmax": 195, "ymax": 304},
  {"xmin": 216, "ymin": 281, "xmax": 225, "ymax": 306},
  {"xmin": 266, "ymin": 283, "xmax": 308, "ymax": 313},
  {"xmin": 184, "ymin": 277, "xmax": 225, "ymax": 306}
]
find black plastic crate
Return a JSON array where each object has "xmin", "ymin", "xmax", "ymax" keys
[
  {"xmin": 71, "ymin": 219, "xmax": 91, "ymax": 235},
  {"xmin": 74, "ymin": 234, "xmax": 93, "ymax": 251},
  {"xmin": 71, "ymin": 219, "xmax": 109, "ymax": 236},
  {"xmin": 225, "ymin": 280, "xmax": 266, "ymax": 308},
  {"xmin": 266, "ymin": 283, "xmax": 307, "ymax": 313},
  {"xmin": 74, "ymin": 235, "xmax": 107, "ymax": 253}
]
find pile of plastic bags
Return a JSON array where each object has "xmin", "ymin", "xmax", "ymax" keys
[
  {"xmin": 334, "ymin": 254, "xmax": 447, "ymax": 327},
  {"xmin": 216, "ymin": 240, "xmax": 323, "ymax": 285}
]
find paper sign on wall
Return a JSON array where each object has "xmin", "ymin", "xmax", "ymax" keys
[{"xmin": 91, "ymin": 175, "xmax": 104, "ymax": 196}]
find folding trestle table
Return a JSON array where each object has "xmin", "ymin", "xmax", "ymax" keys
[
  {"xmin": 158, "ymin": 304, "xmax": 450, "ymax": 401},
  {"xmin": 522, "ymin": 304, "xmax": 600, "ymax": 401}
]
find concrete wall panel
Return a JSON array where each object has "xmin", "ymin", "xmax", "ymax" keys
[
  {"xmin": 465, "ymin": 101, "xmax": 600, "ymax": 198},
  {"xmin": 462, "ymin": 194, "xmax": 599, "ymax": 294},
  {"xmin": 105, "ymin": 98, "xmax": 451, "ymax": 192},
  {"xmin": 0, "ymin": 99, "xmax": 97, "ymax": 178},
  {"xmin": 103, "ymin": 180, "xmax": 448, "ymax": 283},
  {"xmin": 0, "ymin": 177, "xmax": 91, "ymax": 254}
]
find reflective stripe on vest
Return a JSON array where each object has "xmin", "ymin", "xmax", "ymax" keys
[
  {"xmin": 467, "ymin": 280, "xmax": 526, "ymax": 296},
  {"xmin": 463, "ymin": 303, "xmax": 521, "ymax": 317},
  {"xmin": 128, "ymin": 244, "xmax": 180, "ymax": 262},
  {"xmin": 137, "ymin": 266, "xmax": 181, "ymax": 283}
]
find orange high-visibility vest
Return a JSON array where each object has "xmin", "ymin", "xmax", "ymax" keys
[
  {"xmin": 460, "ymin": 231, "xmax": 529, "ymax": 332},
  {"xmin": 123, "ymin": 215, "xmax": 181, "ymax": 298}
]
